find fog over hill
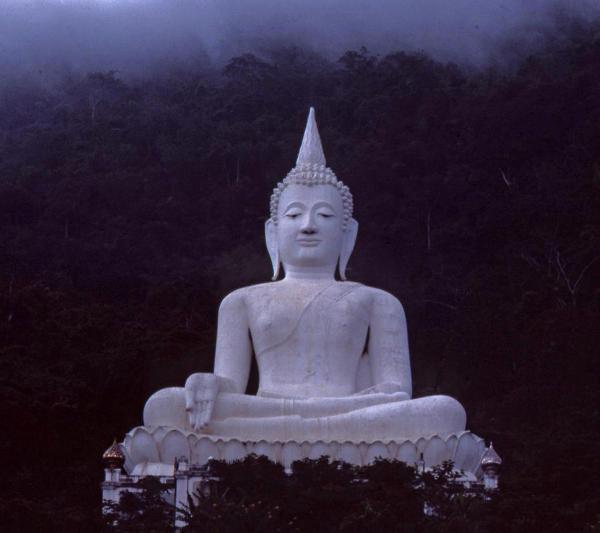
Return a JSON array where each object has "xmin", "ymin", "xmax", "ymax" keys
[{"xmin": 1, "ymin": 0, "xmax": 599, "ymax": 84}]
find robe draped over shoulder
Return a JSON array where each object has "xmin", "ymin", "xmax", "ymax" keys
[{"xmin": 251, "ymin": 281, "xmax": 365, "ymax": 357}]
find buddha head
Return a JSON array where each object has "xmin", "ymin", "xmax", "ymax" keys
[{"xmin": 266, "ymin": 108, "xmax": 358, "ymax": 280}]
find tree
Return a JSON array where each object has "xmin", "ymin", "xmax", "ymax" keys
[{"xmin": 102, "ymin": 477, "xmax": 174, "ymax": 532}]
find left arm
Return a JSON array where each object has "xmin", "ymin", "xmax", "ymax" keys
[{"xmin": 366, "ymin": 289, "xmax": 412, "ymax": 398}]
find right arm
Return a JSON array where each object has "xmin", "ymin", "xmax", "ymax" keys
[
  {"xmin": 185, "ymin": 290, "xmax": 252, "ymax": 430},
  {"xmin": 213, "ymin": 290, "xmax": 252, "ymax": 394}
]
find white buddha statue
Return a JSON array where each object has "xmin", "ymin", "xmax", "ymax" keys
[{"xmin": 141, "ymin": 108, "xmax": 467, "ymax": 447}]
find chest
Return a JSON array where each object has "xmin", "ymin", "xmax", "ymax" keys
[{"xmin": 246, "ymin": 285, "xmax": 370, "ymax": 355}]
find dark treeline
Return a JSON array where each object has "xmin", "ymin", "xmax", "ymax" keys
[
  {"xmin": 104, "ymin": 456, "xmax": 510, "ymax": 532},
  {"xmin": 1, "ymin": 19, "xmax": 599, "ymax": 532}
]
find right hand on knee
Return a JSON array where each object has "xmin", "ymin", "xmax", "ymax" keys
[{"xmin": 184, "ymin": 373, "xmax": 219, "ymax": 431}]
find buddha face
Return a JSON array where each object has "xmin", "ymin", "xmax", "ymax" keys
[{"xmin": 276, "ymin": 184, "xmax": 345, "ymax": 271}]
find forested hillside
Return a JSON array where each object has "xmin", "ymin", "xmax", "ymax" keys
[{"xmin": 1, "ymin": 19, "xmax": 599, "ymax": 531}]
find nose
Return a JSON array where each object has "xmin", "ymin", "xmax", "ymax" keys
[{"xmin": 300, "ymin": 213, "xmax": 317, "ymax": 234}]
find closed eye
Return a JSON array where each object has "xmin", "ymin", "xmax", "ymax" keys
[
  {"xmin": 286, "ymin": 213, "xmax": 300, "ymax": 219},
  {"xmin": 318, "ymin": 213, "xmax": 334, "ymax": 218}
]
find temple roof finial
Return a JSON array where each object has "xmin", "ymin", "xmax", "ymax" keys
[
  {"xmin": 481, "ymin": 441, "xmax": 502, "ymax": 467},
  {"xmin": 102, "ymin": 438, "xmax": 125, "ymax": 469},
  {"xmin": 296, "ymin": 107, "xmax": 326, "ymax": 167}
]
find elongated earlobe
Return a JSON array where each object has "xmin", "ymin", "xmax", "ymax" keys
[
  {"xmin": 339, "ymin": 218, "xmax": 358, "ymax": 280},
  {"xmin": 265, "ymin": 219, "xmax": 280, "ymax": 280}
]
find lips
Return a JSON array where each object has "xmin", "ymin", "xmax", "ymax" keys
[{"xmin": 297, "ymin": 239, "xmax": 321, "ymax": 246}]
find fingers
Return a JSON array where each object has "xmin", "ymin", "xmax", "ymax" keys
[
  {"xmin": 197, "ymin": 400, "xmax": 208, "ymax": 429},
  {"xmin": 189, "ymin": 400, "xmax": 215, "ymax": 431},
  {"xmin": 203, "ymin": 400, "xmax": 215, "ymax": 425},
  {"xmin": 199, "ymin": 400, "xmax": 215, "ymax": 429},
  {"xmin": 184, "ymin": 372, "xmax": 219, "ymax": 431},
  {"xmin": 191, "ymin": 401, "xmax": 204, "ymax": 431},
  {"xmin": 192, "ymin": 405, "xmax": 203, "ymax": 431}
]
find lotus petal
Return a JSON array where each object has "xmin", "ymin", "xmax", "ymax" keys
[
  {"xmin": 122, "ymin": 445, "xmax": 136, "ymax": 474},
  {"xmin": 253, "ymin": 440, "xmax": 278, "ymax": 462},
  {"xmin": 129, "ymin": 427, "xmax": 159, "ymax": 465},
  {"xmin": 160, "ymin": 429, "xmax": 190, "ymax": 465},
  {"xmin": 387, "ymin": 441, "xmax": 399, "ymax": 458},
  {"xmin": 358, "ymin": 442, "xmax": 368, "ymax": 460},
  {"xmin": 308, "ymin": 441, "xmax": 331, "ymax": 460},
  {"xmin": 423, "ymin": 436, "xmax": 448, "ymax": 467},
  {"xmin": 396, "ymin": 441, "xmax": 417, "ymax": 465},
  {"xmin": 152, "ymin": 427, "xmax": 169, "ymax": 444},
  {"xmin": 252, "ymin": 440, "xmax": 278, "ymax": 462},
  {"xmin": 445, "ymin": 434, "xmax": 458, "ymax": 460},
  {"xmin": 328, "ymin": 441, "xmax": 341, "ymax": 460},
  {"xmin": 192, "ymin": 437, "xmax": 219, "ymax": 464},
  {"xmin": 339, "ymin": 442, "xmax": 362, "ymax": 465},
  {"xmin": 415, "ymin": 437, "xmax": 427, "ymax": 458},
  {"xmin": 366, "ymin": 441, "xmax": 390, "ymax": 463},
  {"xmin": 223, "ymin": 440, "xmax": 247, "ymax": 462},
  {"xmin": 187, "ymin": 433, "xmax": 198, "ymax": 450},
  {"xmin": 454, "ymin": 432, "xmax": 484, "ymax": 473},
  {"xmin": 300, "ymin": 441, "xmax": 312, "ymax": 456}
]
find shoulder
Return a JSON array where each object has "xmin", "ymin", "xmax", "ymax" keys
[
  {"xmin": 357, "ymin": 286, "xmax": 406, "ymax": 316},
  {"xmin": 219, "ymin": 282, "xmax": 279, "ymax": 310}
]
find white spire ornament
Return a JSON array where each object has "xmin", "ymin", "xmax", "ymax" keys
[{"xmin": 296, "ymin": 107, "xmax": 326, "ymax": 166}]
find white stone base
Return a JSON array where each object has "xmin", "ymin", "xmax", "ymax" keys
[{"xmin": 121, "ymin": 426, "xmax": 487, "ymax": 479}]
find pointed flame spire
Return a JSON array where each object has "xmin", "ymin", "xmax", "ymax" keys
[{"xmin": 296, "ymin": 107, "xmax": 326, "ymax": 167}]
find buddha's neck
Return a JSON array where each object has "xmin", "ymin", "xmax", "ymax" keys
[{"xmin": 282, "ymin": 265, "xmax": 336, "ymax": 281}]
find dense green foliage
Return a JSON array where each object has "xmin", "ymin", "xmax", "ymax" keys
[{"xmin": 1, "ymin": 19, "xmax": 599, "ymax": 532}]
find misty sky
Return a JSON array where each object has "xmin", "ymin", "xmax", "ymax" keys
[{"xmin": 1, "ymin": 0, "xmax": 599, "ymax": 81}]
